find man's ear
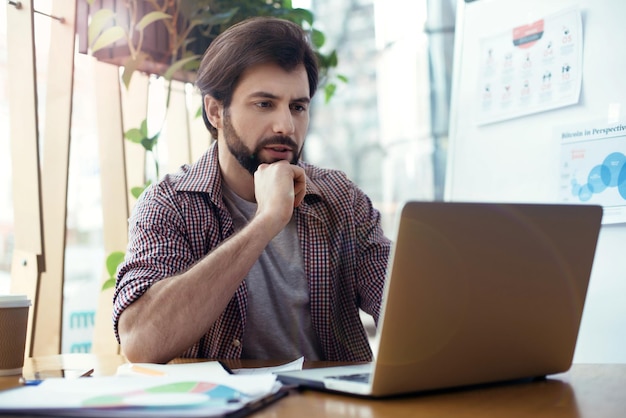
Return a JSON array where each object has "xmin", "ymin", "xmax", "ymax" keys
[{"xmin": 204, "ymin": 95, "xmax": 223, "ymax": 129}]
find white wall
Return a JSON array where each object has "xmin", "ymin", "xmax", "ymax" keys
[{"xmin": 447, "ymin": 0, "xmax": 626, "ymax": 363}]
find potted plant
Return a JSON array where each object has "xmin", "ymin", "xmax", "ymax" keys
[{"xmin": 82, "ymin": 0, "xmax": 342, "ymax": 92}]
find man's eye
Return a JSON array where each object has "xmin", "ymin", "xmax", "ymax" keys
[
  {"xmin": 291, "ymin": 104, "xmax": 307, "ymax": 112},
  {"xmin": 256, "ymin": 101, "xmax": 272, "ymax": 108}
]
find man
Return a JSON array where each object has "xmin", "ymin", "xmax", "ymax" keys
[{"xmin": 113, "ymin": 17, "xmax": 391, "ymax": 364}]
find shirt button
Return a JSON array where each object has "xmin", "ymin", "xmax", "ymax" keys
[{"xmin": 232, "ymin": 339, "xmax": 241, "ymax": 347}]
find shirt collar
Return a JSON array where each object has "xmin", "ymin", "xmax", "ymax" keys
[{"xmin": 174, "ymin": 141, "xmax": 223, "ymax": 204}]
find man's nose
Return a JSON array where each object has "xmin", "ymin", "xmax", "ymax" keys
[{"xmin": 272, "ymin": 107, "xmax": 295, "ymax": 135}]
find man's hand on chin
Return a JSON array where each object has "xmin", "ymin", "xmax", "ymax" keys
[{"xmin": 254, "ymin": 161, "xmax": 306, "ymax": 231}]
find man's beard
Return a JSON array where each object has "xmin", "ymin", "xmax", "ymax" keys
[{"xmin": 223, "ymin": 112, "xmax": 301, "ymax": 176}]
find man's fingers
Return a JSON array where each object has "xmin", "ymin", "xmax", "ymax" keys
[
  {"xmin": 292, "ymin": 166, "xmax": 306, "ymax": 207},
  {"xmin": 293, "ymin": 186, "xmax": 305, "ymax": 207},
  {"xmin": 255, "ymin": 161, "xmax": 306, "ymax": 207}
]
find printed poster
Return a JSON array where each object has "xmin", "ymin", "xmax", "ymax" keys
[
  {"xmin": 558, "ymin": 120, "xmax": 626, "ymax": 224},
  {"xmin": 477, "ymin": 7, "xmax": 583, "ymax": 125}
]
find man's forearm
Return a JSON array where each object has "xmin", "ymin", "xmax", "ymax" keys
[{"xmin": 118, "ymin": 215, "xmax": 277, "ymax": 363}]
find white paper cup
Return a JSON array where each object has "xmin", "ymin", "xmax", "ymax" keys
[{"xmin": 0, "ymin": 295, "xmax": 31, "ymax": 376}]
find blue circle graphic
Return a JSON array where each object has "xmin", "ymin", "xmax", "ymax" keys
[
  {"xmin": 602, "ymin": 152, "xmax": 626, "ymax": 187},
  {"xmin": 578, "ymin": 184, "xmax": 593, "ymax": 201},
  {"xmin": 587, "ymin": 164, "xmax": 610, "ymax": 193},
  {"xmin": 619, "ymin": 162, "xmax": 626, "ymax": 200},
  {"xmin": 574, "ymin": 152, "xmax": 626, "ymax": 202}
]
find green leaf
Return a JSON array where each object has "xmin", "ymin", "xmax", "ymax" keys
[
  {"xmin": 326, "ymin": 50, "xmax": 338, "ymax": 67},
  {"xmin": 131, "ymin": 186, "xmax": 146, "ymax": 199},
  {"xmin": 136, "ymin": 11, "xmax": 172, "ymax": 31},
  {"xmin": 164, "ymin": 55, "xmax": 201, "ymax": 81},
  {"xmin": 91, "ymin": 26, "xmax": 126, "ymax": 53},
  {"xmin": 311, "ymin": 29, "xmax": 325, "ymax": 48},
  {"xmin": 124, "ymin": 128, "xmax": 145, "ymax": 143},
  {"xmin": 106, "ymin": 251, "xmax": 125, "ymax": 277},
  {"xmin": 101, "ymin": 278, "xmax": 117, "ymax": 291},
  {"xmin": 204, "ymin": 9, "xmax": 239, "ymax": 26},
  {"xmin": 141, "ymin": 134, "xmax": 159, "ymax": 152},
  {"xmin": 121, "ymin": 52, "xmax": 148, "ymax": 89},
  {"xmin": 140, "ymin": 119, "xmax": 148, "ymax": 136},
  {"xmin": 290, "ymin": 8, "xmax": 314, "ymax": 26},
  {"xmin": 337, "ymin": 74, "xmax": 349, "ymax": 83},
  {"xmin": 121, "ymin": 69, "xmax": 134, "ymax": 90},
  {"xmin": 88, "ymin": 9, "xmax": 116, "ymax": 47},
  {"xmin": 324, "ymin": 82, "xmax": 337, "ymax": 103},
  {"xmin": 131, "ymin": 181, "xmax": 151, "ymax": 199}
]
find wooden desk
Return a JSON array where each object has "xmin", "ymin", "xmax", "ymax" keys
[{"xmin": 1, "ymin": 354, "xmax": 624, "ymax": 417}]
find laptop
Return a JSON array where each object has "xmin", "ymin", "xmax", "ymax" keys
[{"xmin": 276, "ymin": 201, "xmax": 603, "ymax": 397}]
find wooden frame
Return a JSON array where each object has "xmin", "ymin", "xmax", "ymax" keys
[
  {"xmin": 7, "ymin": 0, "xmax": 209, "ymax": 357},
  {"xmin": 7, "ymin": 0, "xmax": 45, "ymax": 358}
]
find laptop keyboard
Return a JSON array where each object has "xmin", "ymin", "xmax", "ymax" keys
[{"xmin": 327, "ymin": 372, "xmax": 371, "ymax": 383}]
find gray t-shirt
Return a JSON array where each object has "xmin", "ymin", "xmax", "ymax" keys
[{"xmin": 221, "ymin": 184, "xmax": 323, "ymax": 361}]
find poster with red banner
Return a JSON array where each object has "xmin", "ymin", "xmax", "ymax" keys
[{"xmin": 476, "ymin": 7, "xmax": 582, "ymax": 125}]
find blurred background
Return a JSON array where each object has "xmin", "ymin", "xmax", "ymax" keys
[{"xmin": 0, "ymin": 0, "xmax": 456, "ymax": 353}]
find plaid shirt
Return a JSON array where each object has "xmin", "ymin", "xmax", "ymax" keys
[{"xmin": 113, "ymin": 142, "xmax": 391, "ymax": 361}]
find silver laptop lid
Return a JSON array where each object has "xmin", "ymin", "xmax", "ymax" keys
[{"xmin": 370, "ymin": 201, "xmax": 602, "ymax": 396}]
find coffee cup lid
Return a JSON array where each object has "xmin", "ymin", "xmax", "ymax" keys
[{"xmin": 0, "ymin": 294, "xmax": 32, "ymax": 308}]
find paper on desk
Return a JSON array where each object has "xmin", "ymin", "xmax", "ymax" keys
[
  {"xmin": 116, "ymin": 361, "xmax": 283, "ymax": 396},
  {"xmin": 116, "ymin": 357, "xmax": 304, "ymax": 377},
  {"xmin": 233, "ymin": 356, "xmax": 305, "ymax": 375},
  {"xmin": 0, "ymin": 371, "xmax": 280, "ymax": 417},
  {"xmin": 117, "ymin": 361, "xmax": 230, "ymax": 378}
]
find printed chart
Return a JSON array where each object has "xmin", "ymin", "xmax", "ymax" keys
[
  {"xmin": 476, "ymin": 7, "xmax": 582, "ymax": 125},
  {"xmin": 559, "ymin": 122, "xmax": 626, "ymax": 224}
]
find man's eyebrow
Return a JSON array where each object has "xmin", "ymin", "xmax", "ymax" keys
[{"xmin": 248, "ymin": 91, "xmax": 311, "ymax": 103}]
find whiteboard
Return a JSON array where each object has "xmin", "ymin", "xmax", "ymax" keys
[{"xmin": 446, "ymin": 0, "xmax": 626, "ymax": 362}]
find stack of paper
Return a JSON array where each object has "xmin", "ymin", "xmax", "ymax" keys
[{"xmin": 0, "ymin": 361, "xmax": 289, "ymax": 417}]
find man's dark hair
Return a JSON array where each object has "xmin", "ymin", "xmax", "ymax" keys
[{"xmin": 196, "ymin": 17, "xmax": 319, "ymax": 139}]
